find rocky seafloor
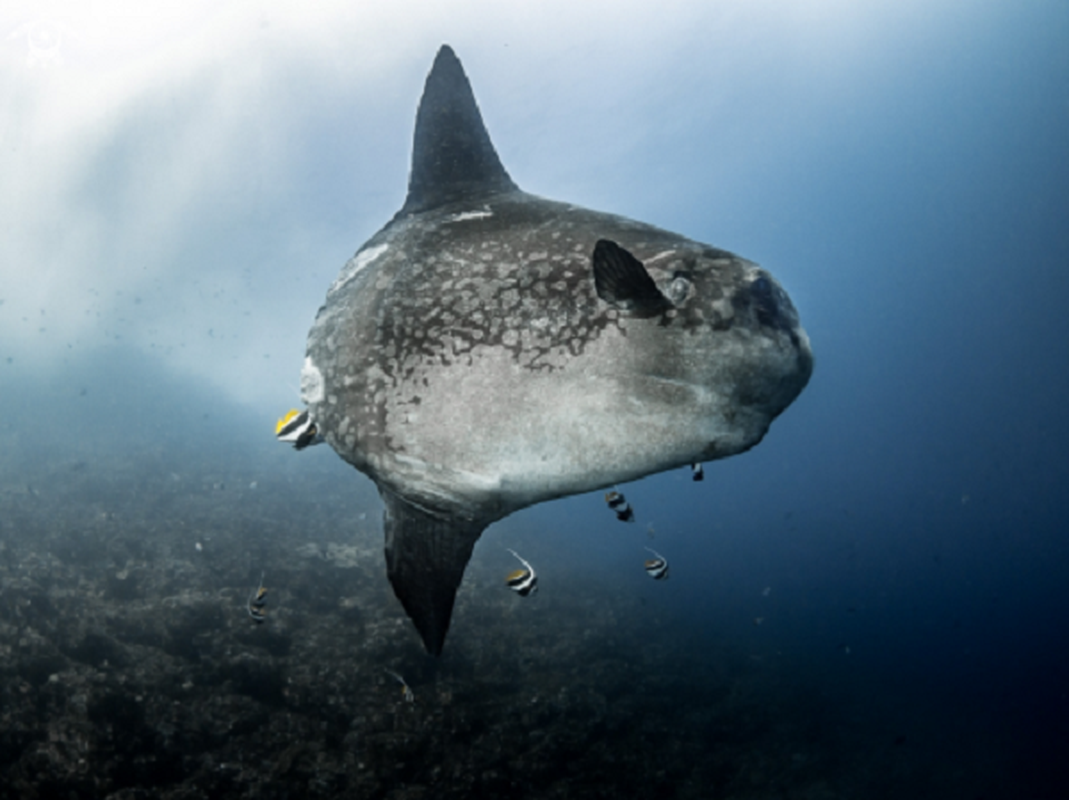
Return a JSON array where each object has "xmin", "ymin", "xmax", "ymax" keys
[
  {"xmin": 0, "ymin": 428, "xmax": 847, "ymax": 800},
  {"xmin": 0, "ymin": 389, "xmax": 1034, "ymax": 799}
]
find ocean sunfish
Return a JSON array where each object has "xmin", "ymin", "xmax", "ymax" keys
[{"xmin": 299, "ymin": 45, "xmax": 813, "ymax": 654}]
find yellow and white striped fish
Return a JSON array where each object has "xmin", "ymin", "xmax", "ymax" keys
[{"xmin": 505, "ymin": 548, "xmax": 537, "ymax": 596}]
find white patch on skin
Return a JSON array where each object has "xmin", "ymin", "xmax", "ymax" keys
[
  {"xmin": 353, "ymin": 244, "xmax": 389, "ymax": 272},
  {"xmin": 446, "ymin": 209, "xmax": 493, "ymax": 222},
  {"xmin": 330, "ymin": 244, "xmax": 389, "ymax": 293},
  {"xmin": 300, "ymin": 356, "xmax": 324, "ymax": 405},
  {"xmin": 645, "ymin": 250, "xmax": 677, "ymax": 264},
  {"xmin": 392, "ymin": 453, "xmax": 501, "ymax": 507},
  {"xmin": 710, "ymin": 297, "xmax": 735, "ymax": 321}
]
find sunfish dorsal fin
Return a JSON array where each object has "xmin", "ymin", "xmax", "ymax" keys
[
  {"xmin": 381, "ymin": 488, "xmax": 486, "ymax": 655},
  {"xmin": 400, "ymin": 45, "xmax": 518, "ymax": 215}
]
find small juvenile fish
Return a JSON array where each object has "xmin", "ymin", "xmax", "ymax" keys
[
  {"xmin": 505, "ymin": 548, "xmax": 538, "ymax": 596},
  {"xmin": 385, "ymin": 668, "xmax": 415, "ymax": 703},
  {"xmin": 643, "ymin": 547, "xmax": 669, "ymax": 580},
  {"xmin": 275, "ymin": 408, "xmax": 323, "ymax": 450},
  {"xmin": 605, "ymin": 490, "xmax": 634, "ymax": 522},
  {"xmin": 247, "ymin": 572, "xmax": 268, "ymax": 622},
  {"xmin": 691, "ymin": 462, "xmax": 704, "ymax": 482}
]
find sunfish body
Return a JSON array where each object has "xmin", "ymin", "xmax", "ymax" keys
[{"xmin": 300, "ymin": 46, "xmax": 813, "ymax": 654}]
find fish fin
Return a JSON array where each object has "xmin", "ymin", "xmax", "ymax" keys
[
  {"xmin": 381, "ymin": 489, "xmax": 486, "ymax": 655},
  {"xmin": 592, "ymin": 239, "xmax": 672, "ymax": 317},
  {"xmin": 275, "ymin": 409, "xmax": 300, "ymax": 435},
  {"xmin": 400, "ymin": 45, "xmax": 518, "ymax": 216}
]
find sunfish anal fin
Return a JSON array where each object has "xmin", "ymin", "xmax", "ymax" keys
[
  {"xmin": 592, "ymin": 239, "xmax": 673, "ymax": 317},
  {"xmin": 382, "ymin": 489, "xmax": 486, "ymax": 655}
]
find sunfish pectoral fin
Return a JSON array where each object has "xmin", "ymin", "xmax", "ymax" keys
[
  {"xmin": 381, "ymin": 488, "xmax": 486, "ymax": 655},
  {"xmin": 592, "ymin": 239, "xmax": 673, "ymax": 318}
]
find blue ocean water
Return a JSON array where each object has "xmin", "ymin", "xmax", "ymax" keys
[{"xmin": 1, "ymin": 2, "xmax": 1067, "ymax": 796}]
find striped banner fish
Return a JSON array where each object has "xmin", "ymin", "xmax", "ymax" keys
[
  {"xmin": 275, "ymin": 408, "xmax": 324, "ymax": 450},
  {"xmin": 643, "ymin": 547, "xmax": 669, "ymax": 580},
  {"xmin": 505, "ymin": 549, "xmax": 538, "ymax": 596},
  {"xmin": 605, "ymin": 490, "xmax": 634, "ymax": 522},
  {"xmin": 385, "ymin": 668, "xmax": 415, "ymax": 703},
  {"xmin": 247, "ymin": 572, "xmax": 268, "ymax": 622}
]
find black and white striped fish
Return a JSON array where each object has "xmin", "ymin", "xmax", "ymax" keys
[
  {"xmin": 605, "ymin": 490, "xmax": 634, "ymax": 522},
  {"xmin": 691, "ymin": 462, "xmax": 704, "ymax": 482},
  {"xmin": 505, "ymin": 548, "xmax": 538, "ymax": 596},
  {"xmin": 385, "ymin": 668, "xmax": 415, "ymax": 703},
  {"xmin": 247, "ymin": 572, "xmax": 268, "ymax": 622},
  {"xmin": 276, "ymin": 408, "xmax": 324, "ymax": 450},
  {"xmin": 643, "ymin": 547, "xmax": 669, "ymax": 580}
]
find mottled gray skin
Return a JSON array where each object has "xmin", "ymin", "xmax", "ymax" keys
[
  {"xmin": 305, "ymin": 196, "xmax": 808, "ymax": 516},
  {"xmin": 300, "ymin": 46, "xmax": 812, "ymax": 654}
]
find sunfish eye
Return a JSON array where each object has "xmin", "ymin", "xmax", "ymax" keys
[{"xmin": 666, "ymin": 273, "xmax": 692, "ymax": 305}]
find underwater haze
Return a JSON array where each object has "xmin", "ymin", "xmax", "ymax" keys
[{"xmin": 2, "ymin": 1, "xmax": 1068, "ymax": 797}]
